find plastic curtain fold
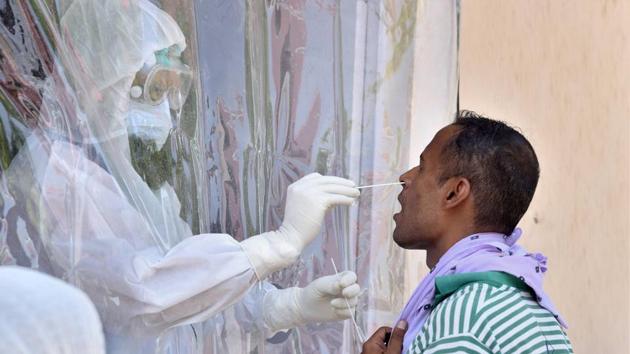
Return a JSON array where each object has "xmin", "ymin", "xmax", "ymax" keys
[
  {"xmin": 195, "ymin": 0, "xmax": 458, "ymax": 352},
  {"xmin": 0, "ymin": 0, "xmax": 458, "ymax": 353}
]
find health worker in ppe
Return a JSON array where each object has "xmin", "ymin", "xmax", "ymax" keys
[
  {"xmin": 5, "ymin": 0, "xmax": 361, "ymax": 353},
  {"xmin": 0, "ymin": 267, "xmax": 106, "ymax": 354}
]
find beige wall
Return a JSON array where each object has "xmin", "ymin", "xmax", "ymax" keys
[{"xmin": 454, "ymin": 0, "xmax": 630, "ymax": 352}]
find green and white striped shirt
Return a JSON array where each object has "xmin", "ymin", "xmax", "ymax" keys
[{"xmin": 407, "ymin": 272, "xmax": 573, "ymax": 354}]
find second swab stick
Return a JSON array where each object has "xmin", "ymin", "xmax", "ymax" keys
[{"xmin": 331, "ymin": 258, "xmax": 366, "ymax": 343}]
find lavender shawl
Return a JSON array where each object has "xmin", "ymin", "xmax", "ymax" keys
[{"xmin": 396, "ymin": 229, "xmax": 567, "ymax": 353}]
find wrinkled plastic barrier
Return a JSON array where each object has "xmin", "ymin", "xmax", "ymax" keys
[{"xmin": 0, "ymin": 0, "xmax": 458, "ymax": 353}]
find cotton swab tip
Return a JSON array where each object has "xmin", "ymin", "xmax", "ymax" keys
[{"xmin": 356, "ymin": 181, "xmax": 405, "ymax": 190}]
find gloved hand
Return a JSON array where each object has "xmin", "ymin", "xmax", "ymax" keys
[
  {"xmin": 262, "ymin": 271, "xmax": 361, "ymax": 332},
  {"xmin": 279, "ymin": 173, "xmax": 359, "ymax": 251},
  {"xmin": 241, "ymin": 173, "xmax": 359, "ymax": 279}
]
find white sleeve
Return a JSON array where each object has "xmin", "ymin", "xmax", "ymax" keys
[
  {"xmin": 48, "ymin": 224, "xmax": 261, "ymax": 336},
  {"xmin": 88, "ymin": 233, "xmax": 260, "ymax": 333},
  {"xmin": 201, "ymin": 280, "xmax": 286, "ymax": 344},
  {"xmin": 35, "ymin": 141, "xmax": 261, "ymax": 336}
]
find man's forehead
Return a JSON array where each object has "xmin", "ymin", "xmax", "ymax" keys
[{"xmin": 421, "ymin": 125, "xmax": 460, "ymax": 158}]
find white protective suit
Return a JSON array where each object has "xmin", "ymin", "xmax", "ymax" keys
[
  {"xmin": 5, "ymin": 0, "xmax": 361, "ymax": 353},
  {"xmin": 0, "ymin": 266, "xmax": 105, "ymax": 354}
]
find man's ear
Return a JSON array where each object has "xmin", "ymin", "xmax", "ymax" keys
[{"xmin": 442, "ymin": 177, "xmax": 471, "ymax": 209}]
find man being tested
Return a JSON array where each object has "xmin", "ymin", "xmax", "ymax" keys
[{"xmin": 362, "ymin": 111, "xmax": 573, "ymax": 353}]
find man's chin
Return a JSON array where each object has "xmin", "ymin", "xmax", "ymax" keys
[
  {"xmin": 393, "ymin": 227, "xmax": 427, "ymax": 249},
  {"xmin": 392, "ymin": 228, "xmax": 409, "ymax": 248}
]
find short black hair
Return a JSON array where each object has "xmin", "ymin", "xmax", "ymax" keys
[{"xmin": 438, "ymin": 110, "xmax": 540, "ymax": 235}]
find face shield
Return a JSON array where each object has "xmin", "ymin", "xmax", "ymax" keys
[
  {"xmin": 57, "ymin": 0, "xmax": 199, "ymax": 248},
  {"xmin": 126, "ymin": 45, "xmax": 193, "ymax": 152},
  {"xmin": 130, "ymin": 46, "xmax": 193, "ymax": 111},
  {"xmin": 58, "ymin": 0, "xmax": 188, "ymax": 143}
]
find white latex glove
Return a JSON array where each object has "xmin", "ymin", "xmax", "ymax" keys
[
  {"xmin": 262, "ymin": 271, "xmax": 361, "ymax": 332},
  {"xmin": 279, "ymin": 173, "xmax": 359, "ymax": 249},
  {"xmin": 241, "ymin": 173, "xmax": 359, "ymax": 279}
]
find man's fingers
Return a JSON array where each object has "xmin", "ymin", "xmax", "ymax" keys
[
  {"xmin": 361, "ymin": 326, "xmax": 391, "ymax": 353},
  {"xmin": 385, "ymin": 320, "xmax": 407, "ymax": 354},
  {"xmin": 369, "ymin": 326, "xmax": 392, "ymax": 341},
  {"xmin": 361, "ymin": 322, "xmax": 407, "ymax": 354}
]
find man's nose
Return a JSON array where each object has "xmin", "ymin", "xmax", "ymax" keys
[{"xmin": 399, "ymin": 168, "xmax": 415, "ymax": 186}]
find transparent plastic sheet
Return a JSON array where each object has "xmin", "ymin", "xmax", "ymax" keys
[
  {"xmin": 0, "ymin": 1, "xmax": 458, "ymax": 354},
  {"xmin": 196, "ymin": 1, "xmax": 458, "ymax": 353},
  {"xmin": 0, "ymin": 1, "xmax": 257, "ymax": 353}
]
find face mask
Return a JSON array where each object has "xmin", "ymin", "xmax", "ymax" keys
[{"xmin": 125, "ymin": 99, "xmax": 173, "ymax": 150}]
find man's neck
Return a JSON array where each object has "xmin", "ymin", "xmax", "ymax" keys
[
  {"xmin": 425, "ymin": 226, "xmax": 490, "ymax": 268},
  {"xmin": 426, "ymin": 242, "xmax": 454, "ymax": 269}
]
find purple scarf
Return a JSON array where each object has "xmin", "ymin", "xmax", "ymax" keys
[{"xmin": 396, "ymin": 229, "xmax": 567, "ymax": 353}]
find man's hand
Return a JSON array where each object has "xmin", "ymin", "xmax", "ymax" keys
[{"xmin": 361, "ymin": 320, "xmax": 407, "ymax": 354}]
